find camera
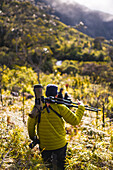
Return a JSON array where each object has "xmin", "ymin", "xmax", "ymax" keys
[{"xmin": 29, "ymin": 136, "xmax": 40, "ymax": 149}]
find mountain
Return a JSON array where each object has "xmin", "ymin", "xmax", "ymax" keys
[
  {"xmin": 1, "ymin": 0, "xmax": 113, "ymax": 88},
  {"xmin": 35, "ymin": 0, "xmax": 113, "ymax": 40},
  {"xmin": 0, "ymin": 0, "xmax": 113, "ymax": 68}
]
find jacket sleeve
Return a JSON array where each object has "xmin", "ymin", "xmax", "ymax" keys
[
  {"xmin": 58, "ymin": 104, "xmax": 85, "ymax": 126},
  {"xmin": 27, "ymin": 116, "xmax": 37, "ymax": 140}
]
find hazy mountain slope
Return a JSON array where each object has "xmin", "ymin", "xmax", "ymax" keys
[{"xmin": 36, "ymin": 0, "xmax": 113, "ymax": 40}]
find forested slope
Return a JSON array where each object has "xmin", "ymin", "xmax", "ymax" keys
[
  {"xmin": 0, "ymin": 0, "xmax": 113, "ymax": 67},
  {"xmin": 1, "ymin": 0, "xmax": 113, "ymax": 87}
]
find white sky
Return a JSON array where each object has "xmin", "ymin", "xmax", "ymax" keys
[{"xmin": 61, "ymin": 0, "xmax": 113, "ymax": 15}]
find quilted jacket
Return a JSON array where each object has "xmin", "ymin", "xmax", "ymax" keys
[{"xmin": 28, "ymin": 103, "xmax": 85, "ymax": 150}]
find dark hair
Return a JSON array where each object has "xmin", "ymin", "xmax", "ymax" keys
[
  {"xmin": 46, "ymin": 84, "xmax": 58, "ymax": 97},
  {"xmin": 60, "ymin": 88, "xmax": 63, "ymax": 92}
]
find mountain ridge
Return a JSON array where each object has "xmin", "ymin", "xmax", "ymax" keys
[{"xmin": 35, "ymin": 0, "xmax": 113, "ymax": 40}]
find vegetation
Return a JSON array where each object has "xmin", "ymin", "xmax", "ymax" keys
[
  {"xmin": 0, "ymin": 0, "xmax": 113, "ymax": 169},
  {"xmin": 0, "ymin": 66, "xmax": 113, "ymax": 169},
  {"xmin": 1, "ymin": 0, "xmax": 113, "ymax": 85},
  {"xmin": 0, "ymin": 0, "xmax": 113, "ymax": 69}
]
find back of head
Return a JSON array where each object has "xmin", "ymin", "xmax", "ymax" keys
[
  {"xmin": 60, "ymin": 88, "xmax": 63, "ymax": 92},
  {"xmin": 46, "ymin": 84, "xmax": 58, "ymax": 97},
  {"xmin": 64, "ymin": 91, "xmax": 68, "ymax": 99}
]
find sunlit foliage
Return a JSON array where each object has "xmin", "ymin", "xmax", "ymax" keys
[{"xmin": 0, "ymin": 66, "xmax": 113, "ymax": 169}]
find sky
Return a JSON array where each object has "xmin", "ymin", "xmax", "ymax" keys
[{"xmin": 61, "ymin": 0, "xmax": 113, "ymax": 15}]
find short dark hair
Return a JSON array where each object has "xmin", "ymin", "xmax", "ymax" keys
[{"xmin": 46, "ymin": 84, "xmax": 58, "ymax": 97}]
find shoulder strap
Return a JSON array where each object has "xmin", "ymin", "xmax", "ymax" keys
[
  {"xmin": 38, "ymin": 111, "xmax": 41, "ymax": 124},
  {"xmin": 38, "ymin": 105, "xmax": 62, "ymax": 125},
  {"xmin": 49, "ymin": 105, "xmax": 62, "ymax": 118},
  {"xmin": 38, "ymin": 105, "xmax": 47, "ymax": 124}
]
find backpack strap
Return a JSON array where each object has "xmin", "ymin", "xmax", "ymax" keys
[
  {"xmin": 49, "ymin": 105, "xmax": 62, "ymax": 118},
  {"xmin": 38, "ymin": 111, "xmax": 41, "ymax": 124},
  {"xmin": 38, "ymin": 105, "xmax": 47, "ymax": 124},
  {"xmin": 38, "ymin": 104, "xmax": 62, "ymax": 125}
]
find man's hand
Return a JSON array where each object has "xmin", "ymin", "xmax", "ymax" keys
[{"xmin": 77, "ymin": 99, "xmax": 84, "ymax": 106}]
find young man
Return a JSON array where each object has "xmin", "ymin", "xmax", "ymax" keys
[{"xmin": 28, "ymin": 84, "xmax": 85, "ymax": 169}]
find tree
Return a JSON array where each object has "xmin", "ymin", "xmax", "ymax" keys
[{"xmin": 93, "ymin": 37, "xmax": 105, "ymax": 50}]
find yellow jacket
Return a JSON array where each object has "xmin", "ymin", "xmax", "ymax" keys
[{"xmin": 28, "ymin": 103, "xmax": 85, "ymax": 150}]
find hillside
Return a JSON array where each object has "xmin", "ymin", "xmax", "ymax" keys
[
  {"xmin": 36, "ymin": 0, "xmax": 113, "ymax": 40},
  {"xmin": 0, "ymin": 1, "xmax": 113, "ymax": 169},
  {"xmin": 0, "ymin": 67, "xmax": 113, "ymax": 169},
  {"xmin": 1, "ymin": 0, "xmax": 113, "ymax": 88}
]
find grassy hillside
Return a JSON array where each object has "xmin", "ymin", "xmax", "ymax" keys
[{"xmin": 0, "ymin": 67, "xmax": 113, "ymax": 169}]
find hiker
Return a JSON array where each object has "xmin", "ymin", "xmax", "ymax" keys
[
  {"xmin": 27, "ymin": 84, "xmax": 85, "ymax": 170},
  {"xmin": 58, "ymin": 87, "xmax": 64, "ymax": 99},
  {"xmin": 64, "ymin": 91, "xmax": 70, "ymax": 100},
  {"xmin": 65, "ymin": 84, "xmax": 69, "ymax": 91}
]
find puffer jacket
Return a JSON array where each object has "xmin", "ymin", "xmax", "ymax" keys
[{"xmin": 28, "ymin": 103, "xmax": 85, "ymax": 150}]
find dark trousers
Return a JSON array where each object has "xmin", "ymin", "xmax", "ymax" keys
[{"xmin": 40, "ymin": 144, "xmax": 67, "ymax": 170}]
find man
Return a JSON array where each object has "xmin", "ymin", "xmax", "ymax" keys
[
  {"xmin": 64, "ymin": 91, "xmax": 69, "ymax": 100},
  {"xmin": 58, "ymin": 88, "xmax": 64, "ymax": 99},
  {"xmin": 28, "ymin": 84, "xmax": 85, "ymax": 169}
]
